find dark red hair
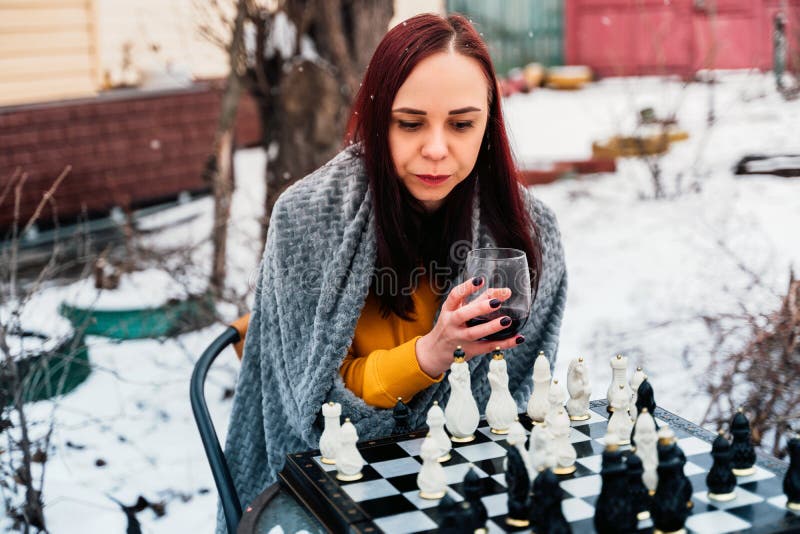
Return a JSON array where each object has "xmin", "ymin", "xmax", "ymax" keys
[{"xmin": 344, "ymin": 13, "xmax": 542, "ymax": 320}]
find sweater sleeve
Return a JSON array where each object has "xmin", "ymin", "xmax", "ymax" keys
[{"xmin": 339, "ymin": 336, "xmax": 444, "ymax": 409}]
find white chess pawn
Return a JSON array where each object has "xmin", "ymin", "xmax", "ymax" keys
[
  {"xmin": 633, "ymin": 407, "xmax": 658, "ymax": 492},
  {"xmin": 629, "ymin": 366, "xmax": 647, "ymax": 420},
  {"xmin": 528, "ymin": 421, "xmax": 555, "ymax": 472},
  {"xmin": 566, "ymin": 357, "xmax": 591, "ymax": 421},
  {"xmin": 505, "ymin": 418, "xmax": 531, "ymax": 475},
  {"xmin": 607, "ymin": 354, "xmax": 632, "ymax": 410},
  {"xmin": 527, "ymin": 351, "xmax": 551, "ymax": 424},
  {"xmin": 550, "ymin": 408, "xmax": 577, "ymax": 475},
  {"xmin": 545, "ymin": 379, "xmax": 567, "ymax": 427},
  {"xmin": 607, "ymin": 384, "xmax": 633, "ymax": 445},
  {"xmin": 319, "ymin": 401, "xmax": 341, "ymax": 464},
  {"xmin": 426, "ymin": 401, "xmax": 452, "ymax": 463},
  {"xmin": 417, "ymin": 433, "xmax": 448, "ymax": 499},
  {"xmin": 444, "ymin": 347, "xmax": 479, "ymax": 443},
  {"xmin": 336, "ymin": 418, "xmax": 365, "ymax": 481},
  {"xmin": 485, "ymin": 350, "xmax": 517, "ymax": 434}
]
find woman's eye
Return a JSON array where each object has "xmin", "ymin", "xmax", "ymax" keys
[
  {"xmin": 452, "ymin": 121, "xmax": 474, "ymax": 131},
  {"xmin": 398, "ymin": 121, "xmax": 422, "ymax": 131}
]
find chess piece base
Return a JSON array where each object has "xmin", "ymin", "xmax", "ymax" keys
[
  {"xmin": 531, "ymin": 419, "xmax": 545, "ymax": 426},
  {"xmin": 437, "ymin": 453, "xmax": 452, "ymax": 463},
  {"xmin": 553, "ymin": 465, "xmax": 577, "ymax": 475},
  {"xmin": 787, "ymin": 501, "xmax": 800, "ymax": 511},
  {"xmin": 336, "ymin": 472, "xmax": 363, "ymax": 482},
  {"xmin": 648, "ymin": 489, "xmax": 656, "ymax": 496},
  {"xmin": 320, "ymin": 457, "xmax": 336, "ymax": 465},
  {"xmin": 490, "ymin": 427, "xmax": 509, "ymax": 435},
  {"xmin": 637, "ymin": 510, "xmax": 651, "ymax": 521},
  {"xmin": 419, "ymin": 489, "xmax": 446, "ymax": 500},
  {"xmin": 708, "ymin": 490, "xmax": 737, "ymax": 502},
  {"xmin": 450, "ymin": 434, "xmax": 475, "ymax": 443},
  {"xmin": 732, "ymin": 466, "xmax": 756, "ymax": 477},
  {"xmin": 475, "ymin": 529, "xmax": 488, "ymax": 534},
  {"xmin": 617, "ymin": 438, "xmax": 631, "ymax": 446},
  {"xmin": 505, "ymin": 517, "xmax": 530, "ymax": 528},
  {"xmin": 568, "ymin": 413, "xmax": 591, "ymax": 421},
  {"xmin": 654, "ymin": 530, "xmax": 686, "ymax": 534}
]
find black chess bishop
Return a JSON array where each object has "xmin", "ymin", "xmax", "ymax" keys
[
  {"xmin": 631, "ymin": 379, "xmax": 659, "ymax": 446},
  {"xmin": 392, "ymin": 397, "xmax": 411, "ymax": 435},
  {"xmin": 706, "ymin": 430, "xmax": 737, "ymax": 502},
  {"xmin": 730, "ymin": 408, "xmax": 756, "ymax": 476},
  {"xmin": 651, "ymin": 432, "xmax": 691, "ymax": 534}
]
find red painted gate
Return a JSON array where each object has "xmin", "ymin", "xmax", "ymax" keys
[{"xmin": 565, "ymin": 0, "xmax": 800, "ymax": 77}]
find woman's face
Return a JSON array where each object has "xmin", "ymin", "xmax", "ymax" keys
[{"xmin": 388, "ymin": 51, "xmax": 489, "ymax": 212}]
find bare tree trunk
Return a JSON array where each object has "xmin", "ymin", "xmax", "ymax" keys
[{"xmin": 209, "ymin": 0, "xmax": 248, "ymax": 297}]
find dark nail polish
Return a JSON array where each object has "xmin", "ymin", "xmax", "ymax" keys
[
  {"xmin": 515, "ymin": 336, "xmax": 525, "ymax": 344},
  {"xmin": 472, "ymin": 277, "xmax": 483, "ymax": 286},
  {"xmin": 490, "ymin": 299, "xmax": 501, "ymax": 308},
  {"xmin": 500, "ymin": 317, "xmax": 511, "ymax": 327}
]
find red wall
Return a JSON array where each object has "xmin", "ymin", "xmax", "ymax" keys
[
  {"xmin": 566, "ymin": 0, "xmax": 800, "ymax": 77},
  {"xmin": 0, "ymin": 82, "xmax": 261, "ymax": 232}
]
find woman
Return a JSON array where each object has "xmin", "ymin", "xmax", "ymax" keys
[{"xmin": 221, "ymin": 12, "xmax": 567, "ymax": 522}]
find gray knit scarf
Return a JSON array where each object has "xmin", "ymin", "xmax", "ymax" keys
[{"xmin": 218, "ymin": 146, "xmax": 567, "ymax": 531}]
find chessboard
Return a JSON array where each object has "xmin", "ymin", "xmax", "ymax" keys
[{"xmin": 279, "ymin": 400, "xmax": 799, "ymax": 534}]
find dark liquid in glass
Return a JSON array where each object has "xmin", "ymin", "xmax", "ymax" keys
[{"xmin": 466, "ymin": 308, "xmax": 529, "ymax": 341}]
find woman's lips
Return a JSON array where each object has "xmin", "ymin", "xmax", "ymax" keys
[{"xmin": 416, "ymin": 174, "xmax": 450, "ymax": 185}]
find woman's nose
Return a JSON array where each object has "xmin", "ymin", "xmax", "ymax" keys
[{"xmin": 421, "ymin": 129, "xmax": 447, "ymax": 160}]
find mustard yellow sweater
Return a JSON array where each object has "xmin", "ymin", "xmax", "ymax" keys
[{"xmin": 340, "ymin": 278, "xmax": 444, "ymax": 408}]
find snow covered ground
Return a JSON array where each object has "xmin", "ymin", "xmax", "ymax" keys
[{"xmin": 5, "ymin": 73, "xmax": 799, "ymax": 533}]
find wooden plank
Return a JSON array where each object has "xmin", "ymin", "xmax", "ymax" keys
[
  {"xmin": 0, "ymin": 7, "xmax": 89, "ymax": 32},
  {"xmin": 0, "ymin": 30, "xmax": 91, "ymax": 55},
  {"xmin": 0, "ymin": 76, "xmax": 95, "ymax": 106},
  {"xmin": 0, "ymin": 0, "xmax": 88, "ymax": 8},
  {"xmin": 0, "ymin": 54, "xmax": 93, "ymax": 79}
]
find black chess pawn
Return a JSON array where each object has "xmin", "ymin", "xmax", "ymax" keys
[
  {"xmin": 505, "ymin": 446, "xmax": 531, "ymax": 528},
  {"xmin": 530, "ymin": 467, "xmax": 571, "ymax": 534},
  {"xmin": 594, "ymin": 442, "xmax": 636, "ymax": 534},
  {"xmin": 392, "ymin": 397, "xmax": 411, "ymax": 435},
  {"xmin": 706, "ymin": 430, "xmax": 737, "ymax": 502},
  {"xmin": 651, "ymin": 434, "xmax": 691, "ymax": 534},
  {"xmin": 437, "ymin": 493, "xmax": 460, "ymax": 533},
  {"xmin": 627, "ymin": 450, "xmax": 652, "ymax": 521},
  {"xmin": 730, "ymin": 408, "xmax": 756, "ymax": 476},
  {"xmin": 784, "ymin": 435, "xmax": 800, "ymax": 511},
  {"xmin": 631, "ymin": 380, "xmax": 659, "ymax": 446},
  {"xmin": 463, "ymin": 467, "xmax": 488, "ymax": 532}
]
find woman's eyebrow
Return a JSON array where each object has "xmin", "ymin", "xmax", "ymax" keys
[{"xmin": 391, "ymin": 106, "xmax": 482, "ymax": 115}]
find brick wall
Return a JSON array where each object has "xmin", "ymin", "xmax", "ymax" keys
[{"xmin": 0, "ymin": 81, "xmax": 261, "ymax": 232}]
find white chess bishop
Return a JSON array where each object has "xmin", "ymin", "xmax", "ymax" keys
[
  {"xmin": 550, "ymin": 408, "xmax": 577, "ymax": 475},
  {"xmin": 566, "ymin": 357, "xmax": 591, "ymax": 421},
  {"xmin": 527, "ymin": 351, "xmax": 551, "ymax": 424},
  {"xmin": 607, "ymin": 384, "xmax": 633, "ymax": 445},
  {"xmin": 417, "ymin": 433, "xmax": 448, "ymax": 499},
  {"xmin": 485, "ymin": 349, "xmax": 518, "ymax": 434},
  {"xmin": 633, "ymin": 407, "xmax": 658, "ymax": 492},
  {"xmin": 544, "ymin": 379, "xmax": 568, "ymax": 427},
  {"xmin": 629, "ymin": 366, "xmax": 647, "ymax": 420},
  {"xmin": 336, "ymin": 418, "xmax": 365, "ymax": 481},
  {"xmin": 444, "ymin": 347, "xmax": 479, "ymax": 442},
  {"xmin": 319, "ymin": 401, "xmax": 341, "ymax": 465},
  {"xmin": 426, "ymin": 401, "xmax": 452, "ymax": 462},
  {"xmin": 607, "ymin": 354, "xmax": 632, "ymax": 409}
]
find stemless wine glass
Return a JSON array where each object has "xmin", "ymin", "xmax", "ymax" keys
[{"xmin": 464, "ymin": 247, "xmax": 532, "ymax": 341}]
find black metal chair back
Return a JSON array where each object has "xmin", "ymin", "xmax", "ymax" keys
[{"xmin": 190, "ymin": 326, "xmax": 242, "ymax": 534}]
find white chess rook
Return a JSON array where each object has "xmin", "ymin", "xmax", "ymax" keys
[{"xmin": 319, "ymin": 401, "xmax": 342, "ymax": 465}]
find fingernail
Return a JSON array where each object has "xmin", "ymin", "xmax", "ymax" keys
[
  {"xmin": 472, "ymin": 277, "xmax": 483, "ymax": 286},
  {"xmin": 489, "ymin": 299, "xmax": 501, "ymax": 308},
  {"xmin": 500, "ymin": 317, "xmax": 511, "ymax": 327},
  {"xmin": 515, "ymin": 336, "xmax": 525, "ymax": 344}
]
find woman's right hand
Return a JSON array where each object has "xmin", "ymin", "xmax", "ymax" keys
[{"xmin": 415, "ymin": 276, "xmax": 526, "ymax": 378}]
